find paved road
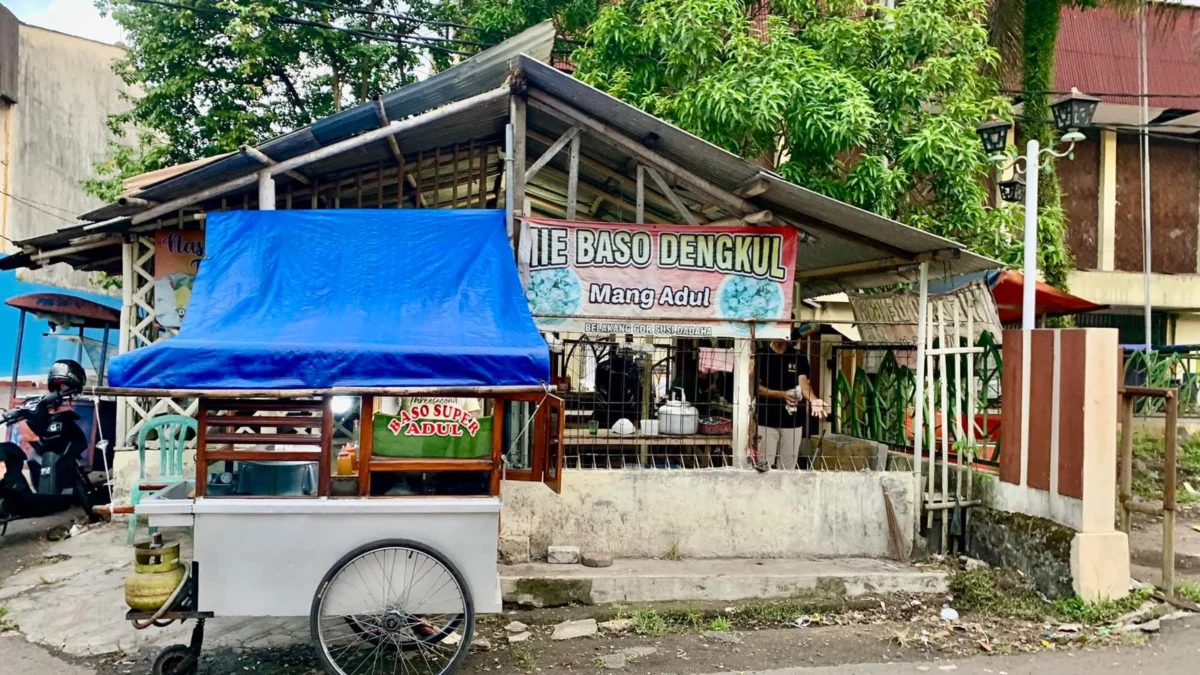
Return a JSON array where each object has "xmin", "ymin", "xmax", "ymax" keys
[{"xmin": 0, "ymin": 636, "xmax": 93, "ymax": 675}]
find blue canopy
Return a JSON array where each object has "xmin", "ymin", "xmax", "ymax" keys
[{"xmin": 109, "ymin": 210, "xmax": 549, "ymax": 390}]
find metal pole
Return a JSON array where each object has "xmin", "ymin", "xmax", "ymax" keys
[
  {"xmin": 913, "ymin": 262, "xmax": 928, "ymax": 486},
  {"xmin": 1020, "ymin": 139, "xmax": 1039, "ymax": 487},
  {"xmin": 1022, "ymin": 140, "xmax": 1040, "ymax": 331},
  {"xmin": 98, "ymin": 325, "xmax": 111, "ymax": 386},
  {"xmin": 1140, "ymin": 7, "xmax": 1153, "ymax": 351},
  {"xmin": 76, "ymin": 325, "xmax": 84, "ymax": 363},
  {"xmin": 257, "ymin": 171, "xmax": 276, "ymax": 210},
  {"xmin": 9, "ymin": 310, "xmax": 25, "ymax": 405}
]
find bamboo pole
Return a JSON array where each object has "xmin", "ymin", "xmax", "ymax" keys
[
  {"xmin": 1119, "ymin": 395, "xmax": 1135, "ymax": 534},
  {"xmin": 1164, "ymin": 391, "xmax": 1178, "ymax": 594}
]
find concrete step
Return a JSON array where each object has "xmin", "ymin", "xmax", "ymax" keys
[{"xmin": 500, "ymin": 557, "xmax": 948, "ymax": 607}]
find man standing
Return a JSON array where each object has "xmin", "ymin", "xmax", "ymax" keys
[{"xmin": 755, "ymin": 329, "xmax": 828, "ymax": 471}]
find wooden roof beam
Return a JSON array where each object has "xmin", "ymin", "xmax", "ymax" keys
[
  {"xmin": 526, "ymin": 129, "xmax": 707, "ymax": 223},
  {"xmin": 527, "ymin": 88, "xmax": 759, "ymax": 218}
]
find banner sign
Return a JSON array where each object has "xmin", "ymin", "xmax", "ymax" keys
[
  {"xmin": 522, "ymin": 218, "xmax": 797, "ymax": 339},
  {"xmin": 848, "ymin": 279, "xmax": 1002, "ymax": 346},
  {"xmin": 153, "ymin": 230, "xmax": 204, "ymax": 329}
]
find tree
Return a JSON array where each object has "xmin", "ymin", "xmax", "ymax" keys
[
  {"xmin": 571, "ymin": 0, "xmax": 1023, "ymax": 266},
  {"xmin": 87, "ymin": 0, "xmax": 436, "ymax": 198}
]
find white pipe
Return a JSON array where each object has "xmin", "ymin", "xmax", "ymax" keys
[
  {"xmin": 913, "ymin": 262, "xmax": 928, "ymax": 485},
  {"xmin": 1020, "ymin": 139, "xmax": 1038, "ymax": 487},
  {"xmin": 131, "ymin": 86, "xmax": 512, "ymax": 225},
  {"xmin": 505, "ymin": 123, "xmax": 515, "ymax": 240},
  {"xmin": 1022, "ymin": 139, "xmax": 1039, "ymax": 331}
]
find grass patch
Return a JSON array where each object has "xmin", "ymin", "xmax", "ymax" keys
[
  {"xmin": 621, "ymin": 608, "xmax": 707, "ymax": 636},
  {"xmin": 663, "ymin": 541, "xmax": 683, "ymax": 561},
  {"xmin": 1177, "ymin": 581, "xmax": 1200, "ymax": 604},
  {"xmin": 1131, "ymin": 433, "xmax": 1200, "ymax": 504},
  {"xmin": 729, "ymin": 600, "xmax": 836, "ymax": 626},
  {"xmin": 951, "ymin": 568, "xmax": 1153, "ymax": 623},
  {"xmin": 510, "ymin": 646, "xmax": 536, "ymax": 671},
  {"xmin": 707, "ymin": 616, "xmax": 732, "ymax": 632},
  {"xmin": 0, "ymin": 606, "xmax": 17, "ymax": 633}
]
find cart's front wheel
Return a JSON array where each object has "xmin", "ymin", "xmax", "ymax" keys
[
  {"xmin": 152, "ymin": 644, "xmax": 198, "ymax": 675},
  {"xmin": 311, "ymin": 539, "xmax": 474, "ymax": 675}
]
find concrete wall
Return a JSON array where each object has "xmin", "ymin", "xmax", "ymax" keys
[
  {"xmin": 500, "ymin": 469, "xmax": 918, "ymax": 561},
  {"xmin": 3, "ymin": 25, "xmax": 128, "ymax": 291}
]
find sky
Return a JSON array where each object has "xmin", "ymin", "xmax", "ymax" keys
[{"xmin": 5, "ymin": 0, "xmax": 124, "ymax": 45}]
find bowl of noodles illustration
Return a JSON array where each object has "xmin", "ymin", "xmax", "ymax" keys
[
  {"xmin": 526, "ymin": 269, "xmax": 582, "ymax": 323},
  {"xmin": 718, "ymin": 275, "xmax": 783, "ymax": 333}
]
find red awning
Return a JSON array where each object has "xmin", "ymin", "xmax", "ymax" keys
[
  {"xmin": 990, "ymin": 271, "xmax": 1104, "ymax": 324},
  {"xmin": 4, "ymin": 293, "xmax": 120, "ymax": 328}
]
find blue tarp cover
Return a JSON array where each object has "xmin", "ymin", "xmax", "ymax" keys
[{"xmin": 108, "ymin": 210, "xmax": 549, "ymax": 389}]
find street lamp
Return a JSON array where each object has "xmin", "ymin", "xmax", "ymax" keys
[
  {"xmin": 997, "ymin": 177, "xmax": 1026, "ymax": 204},
  {"xmin": 976, "ymin": 118, "xmax": 1013, "ymax": 161},
  {"xmin": 1051, "ymin": 89, "xmax": 1100, "ymax": 144},
  {"xmin": 975, "ymin": 89, "xmax": 1098, "ymax": 328},
  {"xmin": 975, "ymin": 87, "xmax": 1097, "ymax": 488}
]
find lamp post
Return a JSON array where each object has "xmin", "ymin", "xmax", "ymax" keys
[
  {"xmin": 975, "ymin": 89, "xmax": 1099, "ymax": 326},
  {"xmin": 975, "ymin": 89, "xmax": 1098, "ymax": 486}
]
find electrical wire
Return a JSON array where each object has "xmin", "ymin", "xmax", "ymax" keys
[
  {"xmin": 292, "ymin": 0, "xmax": 491, "ymax": 34},
  {"xmin": 1003, "ymin": 88, "xmax": 1200, "ymax": 100},
  {"xmin": 126, "ymin": 0, "xmax": 477, "ymax": 56},
  {"xmin": 0, "ymin": 189, "xmax": 79, "ymax": 227}
]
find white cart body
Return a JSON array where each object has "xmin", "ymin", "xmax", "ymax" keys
[{"xmin": 138, "ymin": 482, "xmax": 501, "ymax": 617}]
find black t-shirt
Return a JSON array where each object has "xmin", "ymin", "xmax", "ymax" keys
[{"xmin": 755, "ymin": 344, "xmax": 810, "ymax": 429}]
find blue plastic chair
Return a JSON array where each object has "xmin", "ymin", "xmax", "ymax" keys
[{"xmin": 128, "ymin": 415, "xmax": 197, "ymax": 544}]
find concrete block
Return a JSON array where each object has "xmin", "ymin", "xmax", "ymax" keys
[
  {"xmin": 501, "ymin": 470, "xmax": 916, "ymax": 560},
  {"xmin": 498, "ymin": 535, "xmax": 530, "ymax": 564},
  {"xmin": 548, "ymin": 545, "xmax": 581, "ymax": 564},
  {"xmin": 582, "ymin": 553, "xmax": 613, "ymax": 568},
  {"xmin": 1071, "ymin": 531, "xmax": 1130, "ymax": 602},
  {"xmin": 551, "ymin": 618, "xmax": 597, "ymax": 640}
]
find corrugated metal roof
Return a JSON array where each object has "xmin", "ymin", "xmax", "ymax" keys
[
  {"xmin": 6, "ymin": 21, "xmax": 997, "ymax": 293},
  {"xmin": 1055, "ymin": 6, "xmax": 1200, "ymax": 111},
  {"xmin": 118, "ymin": 21, "xmax": 556, "ymax": 207}
]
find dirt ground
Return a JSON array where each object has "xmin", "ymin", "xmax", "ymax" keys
[{"xmin": 80, "ymin": 597, "xmax": 1170, "ymax": 675}]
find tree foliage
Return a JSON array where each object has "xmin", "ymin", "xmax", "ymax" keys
[
  {"xmin": 88, "ymin": 0, "xmax": 433, "ymax": 197},
  {"xmin": 571, "ymin": 0, "xmax": 1023, "ymax": 266}
]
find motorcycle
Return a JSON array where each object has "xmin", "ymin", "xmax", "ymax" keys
[{"xmin": 0, "ymin": 391, "xmax": 109, "ymax": 535}]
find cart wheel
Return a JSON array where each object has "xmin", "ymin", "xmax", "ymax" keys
[
  {"xmin": 152, "ymin": 644, "xmax": 198, "ymax": 675},
  {"xmin": 311, "ymin": 539, "xmax": 474, "ymax": 675}
]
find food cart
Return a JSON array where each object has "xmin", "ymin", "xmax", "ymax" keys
[{"xmin": 97, "ymin": 210, "xmax": 564, "ymax": 675}]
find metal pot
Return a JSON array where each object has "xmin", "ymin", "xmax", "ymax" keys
[{"xmin": 657, "ymin": 388, "xmax": 698, "ymax": 435}]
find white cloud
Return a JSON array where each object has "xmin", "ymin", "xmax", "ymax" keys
[{"xmin": 15, "ymin": 0, "xmax": 124, "ymax": 45}]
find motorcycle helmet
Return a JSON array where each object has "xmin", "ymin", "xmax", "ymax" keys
[{"xmin": 47, "ymin": 359, "xmax": 86, "ymax": 394}]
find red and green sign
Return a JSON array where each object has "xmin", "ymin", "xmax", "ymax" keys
[{"xmin": 373, "ymin": 403, "xmax": 491, "ymax": 459}]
